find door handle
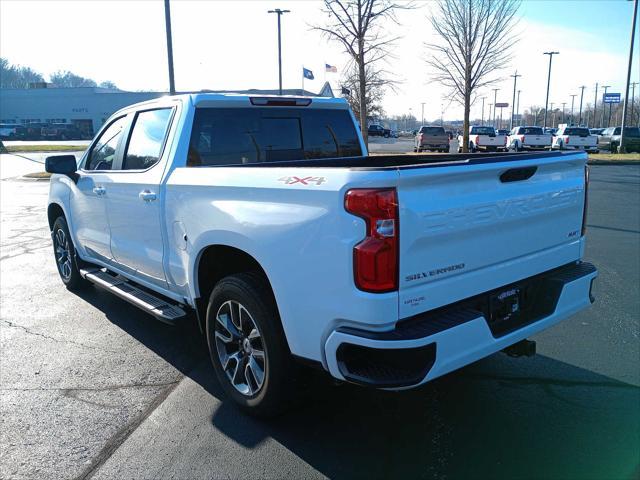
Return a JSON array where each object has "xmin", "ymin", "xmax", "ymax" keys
[
  {"xmin": 139, "ymin": 190, "xmax": 157, "ymax": 202},
  {"xmin": 93, "ymin": 186, "xmax": 106, "ymax": 196}
]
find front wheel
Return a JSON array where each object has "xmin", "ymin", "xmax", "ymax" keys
[
  {"xmin": 206, "ymin": 273, "xmax": 296, "ymax": 417},
  {"xmin": 51, "ymin": 216, "xmax": 89, "ymax": 290}
]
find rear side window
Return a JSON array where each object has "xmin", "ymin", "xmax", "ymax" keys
[
  {"xmin": 123, "ymin": 108, "xmax": 173, "ymax": 170},
  {"xmin": 187, "ymin": 107, "xmax": 362, "ymax": 166},
  {"xmin": 419, "ymin": 126, "xmax": 445, "ymax": 135},
  {"xmin": 85, "ymin": 116, "xmax": 127, "ymax": 171}
]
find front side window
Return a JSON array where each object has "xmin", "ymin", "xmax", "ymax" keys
[
  {"xmin": 188, "ymin": 107, "xmax": 362, "ymax": 166},
  {"xmin": 122, "ymin": 108, "xmax": 173, "ymax": 170},
  {"xmin": 85, "ymin": 116, "xmax": 127, "ymax": 171}
]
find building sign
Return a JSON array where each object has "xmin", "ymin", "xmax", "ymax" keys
[
  {"xmin": 495, "ymin": 102, "xmax": 509, "ymax": 108},
  {"xmin": 603, "ymin": 93, "xmax": 621, "ymax": 104}
]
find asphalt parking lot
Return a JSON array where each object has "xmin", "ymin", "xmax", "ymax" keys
[{"xmin": 1, "ymin": 159, "xmax": 638, "ymax": 479}]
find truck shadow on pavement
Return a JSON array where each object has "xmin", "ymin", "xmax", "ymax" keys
[{"xmin": 75, "ymin": 286, "xmax": 640, "ymax": 480}]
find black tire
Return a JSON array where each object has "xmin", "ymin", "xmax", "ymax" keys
[
  {"xmin": 469, "ymin": 143, "xmax": 476, "ymax": 153},
  {"xmin": 51, "ymin": 216, "xmax": 89, "ymax": 290},
  {"xmin": 610, "ymin": 142, "xmax": 618, "ymax": 153},
  {"xmin": 206, "ymin": 272, "xmax": 296, "ymax": 417}
]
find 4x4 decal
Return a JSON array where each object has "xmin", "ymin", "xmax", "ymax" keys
[{"xmin": 278, "ymin": 176, "xmax": 326, "ymax": 186}]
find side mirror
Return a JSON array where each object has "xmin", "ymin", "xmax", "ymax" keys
[{"xmin": 45, "ymin": 155, "xmax": 78, "ymax": 180}]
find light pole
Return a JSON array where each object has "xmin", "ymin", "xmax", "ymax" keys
[
  {"xmin": 421, "ymin": 102, "xmax": 425, "ymax": 126},
  {"xmin": 550, "ymin": 102, "xmax": 555, "ymax": 127},
  {"xmin": 631, "ymin": 82, "xmax": 638, "ymax": 127},
  {"xmin": 516, "ymin": 90, "xmax": 522, "ymax": 126},
  {"xmin": 590, "ymin": 83, "xmax": 598, "ymax": 128},
  {"xmin": 601, "ymin": 85, "xmax": 611, "ymax": 127},
  {"xmin": 619, "ymin": 0, "xmax": 638, "ymax": 152},
  {"xmin": 268, "ymin": 8, "xmax": 290, "ymax": 96},
  {"xmin": 570, "ymin": 94, "xmax": 577, "ymax": 125},
  {"xmin": 481, "ymin": 97, "xmax": 486, "ymax": 125},
  {"xmin": 561, "ymin": 102, "xmax": 567, "ymax": 124},
  {"xmin": 578, "ymin": 86, "xmax": 586, "ymax": 126},
  {"xmin": 543, "ymin": 51, "xmax": 559, "ymax": 129},
  {"xmin": 510, "ymin": 71, "xmax": 521, "ymax": 129},
  {"xmin": 164, "ymin": 0, "xmax": 176, "ymax": 95},
  {"xmin": 492, "ymin": 88, "xmax": 499, "ymax": 127}
]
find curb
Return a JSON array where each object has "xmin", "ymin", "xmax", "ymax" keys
[{"xmin": 587, "ymin": 160, "xmax": 640, "ymax": 166}]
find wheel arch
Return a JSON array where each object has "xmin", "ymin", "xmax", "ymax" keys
[
  {"xmin": 192, "ymin": 244, "xmax": 279, "ymax": 334},
  {"xmin": 47, "ymin": 203, "xmax": 66, "ymax": 230}
]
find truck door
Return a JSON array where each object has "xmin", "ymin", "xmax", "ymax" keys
[
  {"xmin": 70, "ymin": 115, "xmax": 128, "ymax": 263},
  {"xmin": 105, "ymin": 107, "xmax": 175, "ymax": 289}
]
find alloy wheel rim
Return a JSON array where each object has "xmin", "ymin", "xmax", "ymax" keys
[
  {"xmin": 214, "ymin": 300, "xmax": 266, "ymax": 397},
  {"xmin": 54, "ymin": 228, "xmax": 72, "ymax": 280}
]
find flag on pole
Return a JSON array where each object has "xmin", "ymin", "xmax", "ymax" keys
[
  {"xmin": 341, "ymin": 86, "xmax": 351, "ymax": 96},
  {"xmin": 325, "ymin": 64, "xmax": 337, "ymax": 73},
  {"xmin": 303, "ymin": 67, "xmax": 314, "ymax": 80}
]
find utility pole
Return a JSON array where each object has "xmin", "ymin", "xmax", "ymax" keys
[
  {"xmin": 164, "ymin": 0, "xmax": 176, "ymax": 95},
  {"xmin": 578, "ymin": 86, "xmax": 586, "ymax": 126},
  {"xmin": 550, "ymin": 102, "xmax": 555, "ymax": 127},
  {"xmin": 619, "ymin": 0, "xmax": 638, "ymax": 152},
  {"xmin": 570, "ymin": 94, "xmax": 577, "ymax": 125},
  {"xmin": 590, "ymin": 83, "xmax": 598, "ymax": 128},
  {"xmin": 489, "ymin": 103, "xmax": 493, "ymax": 126},
  {"xmin": 631, "ymin": 82, "xmax": 638, "ymax": 127},
  {"xmin": 481, "ymin": 97, "xmax": 486, "ymax": 125},
  {"xmin": 601, "ymin": 85, "xmax": 611, "ymax": 127},
  {"xmin": 421, "ymin": 102, "xmax": 425, "ymax": 125},
  {"xmin": 561, "ymin": 102, "xmax": 567, "ymax": 124},
  {"xmin": 492, "ymin": 88, "xmax": 499, "ymax": 128},
  {"xmin": 543, "ymin": 51, "xmax": 559, "ymax": 129},
  {"xmin": 510, "ymin": 71, "xmax": 521, "ymax": 129},
  {"xmin": 516, "ymin": 90, "xmax": 522, "ymax": 126},
  {"xmin": 268, "ymin": 8, "xmax": 290, "ymax": 96}
]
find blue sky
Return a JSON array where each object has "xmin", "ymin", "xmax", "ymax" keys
[{"xmin": 1, "ymin": 0, "xmax": 638, "ymax": 120}]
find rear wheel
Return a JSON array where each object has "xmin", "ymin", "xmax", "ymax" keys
[
  {"xmin": 206, "ymin": 273, "xmax": 296, "ymax": 417},
  {"xmin": 51, "ymin": 216, "xmax": 89, "ymax": 290}
]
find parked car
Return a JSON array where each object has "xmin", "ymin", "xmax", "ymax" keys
[
  {"xmin": 544, "ymin": 128, "xmax": 557, "ymax": 136},
  {"xmin": 551, "ymin": 125, "xmax": 598, "ymax": 153},
  {"xmin": 390, "ymin": 130, "xmax": 399, "ymax": 138},
  {"xmin": 24, "ymin": 122, "xmax": 51, "ymax": 140},
  {"xmin": 41, "ymin": 123, "xmax": 83, "ymax": 140},
  {"xmin": 497, "ymin": 129, "xmax": 510, "ymax": 137},
  {"xmin": 0, "ymin": 123, "xmax": 26, "ymax": 140},
  {"xmin": 45, "ymin": 93, "xmax": 597, "ymax": 416},
  {"xmin": 597, "ymin": 126, "xmax": 640, "ymax": 153},
  {"xmin": 368, "ymin": 124, "xmax": 387, "ymax": 137},
  {"xmin": 507, "ymin": 126, "xmax": 552, "ymax": 151},
  {"xmin": 414, "ymin": 125, "xmax": 449, "ymax": 153},
  {"xmin": 458, "ymin": 125, "xmax": 505, "ymax": 152},
  {"xmin": 589, "ymin": 128, "xmax": 604, "ymax": 136}
]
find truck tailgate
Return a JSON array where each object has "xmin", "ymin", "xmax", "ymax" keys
[{"xmin": 397, "ymin": 154, "xmax": 586, "ymax": 318}]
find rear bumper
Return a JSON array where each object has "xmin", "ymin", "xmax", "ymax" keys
[{"xmin": 324, "ymin": 262, "xmax": 597, "ymax": 389}]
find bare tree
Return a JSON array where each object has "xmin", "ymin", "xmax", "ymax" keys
[
  {"xmin": 313, "ymin": 0, "xmax": 407, "ymax": 145},
  {"xmin": 341, "ymin": 63, "xmax": 388, "ymax": 122},
  {"xmin": 427, "ymin": 0, "xmax": 520, "ymax": 152}
]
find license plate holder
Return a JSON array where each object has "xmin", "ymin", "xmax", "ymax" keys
[{"xmin": 489, "ymin": 287, "xmax": 521, "ymax": 324}]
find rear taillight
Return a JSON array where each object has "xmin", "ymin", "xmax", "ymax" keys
[
  {"xmin": 419, "ymin": 133, "xmax": 424, "ymax": 142},
  {"xmin": 582, "ymin": 165, "xmax": 589, "ymax": 236},
  {"xmin": 521, "ymin": 135, "xmax": 526, "ymax": 143},
  {"xmin": 345, "ymin": 188, "xmax": 398, "ymax": 292},
  {"xmin": 566, "ymin": 136, "xmax": 570, "ymax": 145},
  {"xmin": 475, "ymin": 135, "xmax": 480, "ymax": 145}
]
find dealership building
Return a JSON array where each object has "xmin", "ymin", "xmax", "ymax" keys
[{"xmin": 0, "ymin": 83, "xmax": 335, "ymax": 137}]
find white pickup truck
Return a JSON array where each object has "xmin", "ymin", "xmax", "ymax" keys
[
  {"xmin": 552, "ymin": 125, "xmax": 599, "ymax": 153},
  {"xmin": 507, "ymin": 126, "xmax": 552, "ymax": 151},
  {"xmin": 46, "ymin": 93, "xmax": 597, "ymax": 416},
  {"xmin": 458, "ymin": 125, "xmax": 506, "ymax": 152}
]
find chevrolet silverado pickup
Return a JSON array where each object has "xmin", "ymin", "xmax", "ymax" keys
[
  {"xmin": 46, "ymin": 93, "xmax": 597, "ymax": 416},
  {"xmin": 414, "ymin": 126, "xmax": 449, "ymax": 153}
]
